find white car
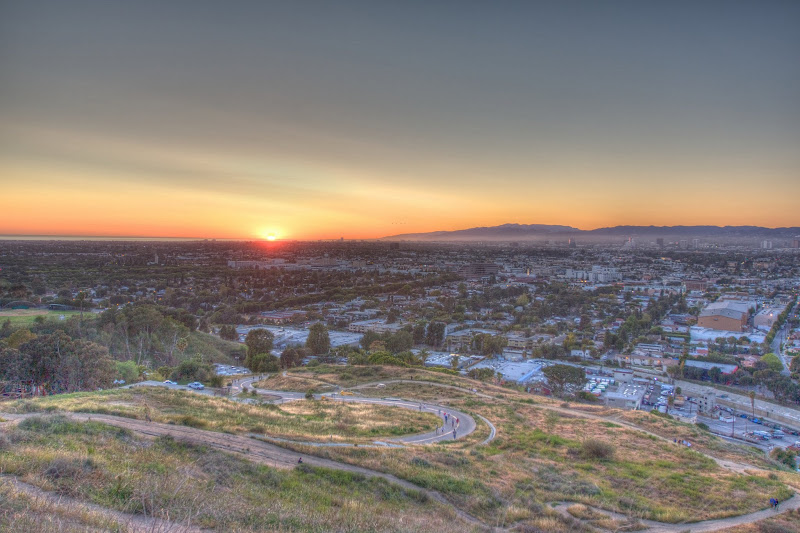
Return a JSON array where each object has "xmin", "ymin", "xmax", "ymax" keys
[
  {"xmin": 187, "ymin": 382, "xmax": 205, "ymax": 390},
  {"xmin": 163, "ymin": 380, "xmax": 177, "ymax": 385}
]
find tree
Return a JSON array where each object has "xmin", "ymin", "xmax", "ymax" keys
[
  {"xmin": 425, "ymin": 322, "xmax": 446, "ymax": 347},
  {"xmin": 542, "ymin": 364, "xmax": 586, "ymax": 398},
  {"xmin": 248, "ymin": 353, "xmax": 280, "ymax": 373},
  {"xmin": 1, "ymin": 332, "xmax": 114, "ymax": 393},
  {"xmin": 760, "ymin": 353, "xmax": 783, "ymax": 373},
  {"xmin": 306, "ymin": 323, "xmax": 330, "ymax": 355},
  {"xmin": 749, "ymin": 390, "xmax": 756, "ymax": 418},
  {"xmin": 219, "ymin": 324, "xmax": 238, "ymax": 341},
  {"xmin": 245, "ymin": 329, "xmax": 274, "ymax": 370},
  {"xmin": 116, "ymin": 360, "xmax": 140, "ymax": 383},
  {"xmin": 3, "ymin": 329, "xmax": 36, "ymax": 349},
  {"xmin": 245, "ymin": 329, "xmax": 274, "ymax": 357},
  {"xmin": 467, "ymin": 367, "xmax": 495, "ymax": 381},
  {"xmin": 280, "ymin": 348, "xmax": 303, "ymax": 369},
  {"xmin": 386, "ymin": 330, "xmax": 413, "ymax": 353}
]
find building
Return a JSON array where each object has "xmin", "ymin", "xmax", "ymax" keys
[
  {"xmin": 696, "ymin": 389, "xmax": 717, "ymax": 414},
  {"xmin": 457, "ymin": 263, "xmax": 500, "ymax": 279},
  {"xmin": 754, "ymin": 307, "xmax": 781, "ymax": 331},
  {"xmin": 444, "ymin": 328, "xmax": 500, "ymax": 351},
  {"xmin": 565, "ymin": 266, "xmax": 621, "ymax": 283},
  {"xmin": 697, "ymin": 301, "xmax": 751, "ymax": 332},
  {"xmin": 605, "ymin": 384, "xmax": 646, "ymax": 410},
  {"xmin": 260, "ymin": 310, "xmax": 307, "ymax": 324},
  {"xmin": 684, "ymin": 360, "xmax": 739, "ymax": 375},
  {"xmin": 347, "ymin": 319, "xmax": 406, "ymax": 335}
]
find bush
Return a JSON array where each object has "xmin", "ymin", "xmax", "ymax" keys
[{"xmin": 580, "ymin": 439, "xmax": 615, "ymax": 460}]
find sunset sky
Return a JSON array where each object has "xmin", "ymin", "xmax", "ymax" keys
[{"xmin": 1, "ymin": 1, "xmax": 799, "ymax": 240}]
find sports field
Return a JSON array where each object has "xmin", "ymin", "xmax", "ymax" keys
[{"xmin": 0, "ymin": 309, "xmax": 84, "ymax": 326}]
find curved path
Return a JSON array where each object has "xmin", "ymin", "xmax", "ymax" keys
[
  {"xmin": 0, "ymin": 412, "xmax": 489, "ymax": 530},
  {"xmin": 553, "ymin": 493, "xmax": 800, "ymax": 532},
  {"xmin": 232, "ymin": 376, "xmax": 478, "ymax": 446}
]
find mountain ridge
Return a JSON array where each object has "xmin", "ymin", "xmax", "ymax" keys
[{"xmin": 382, "ymin": 224, "xmax": 800, "ymax": 241}]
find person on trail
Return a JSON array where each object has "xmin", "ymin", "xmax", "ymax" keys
[
  {"xmin": 298, "ymin": 457, "xmax": 303, "ymax": 464},
  {"xmin": 775, "ymin": 498, "xmax": 780, "ymax": 510},
  {"xmin": 770, "ymin": 498, "xmax": 776, "ymax": 509},
  {"xmin": 453, "ymin": 429, "xmax": 456, "ymax": 439}
]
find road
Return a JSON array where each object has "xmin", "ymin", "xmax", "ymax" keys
[{"xmin": 772, "ymin": 303, "xmax": 797, "ymax": 376}]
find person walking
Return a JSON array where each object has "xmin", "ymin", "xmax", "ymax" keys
[{"xmin": 452, "ymin": 429, "xmax": 456, "ymax": 439}]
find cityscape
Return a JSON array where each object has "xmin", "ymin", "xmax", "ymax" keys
[{"xmin": 2, "ymin": 1, "xmax": 800, "ymax": 532}]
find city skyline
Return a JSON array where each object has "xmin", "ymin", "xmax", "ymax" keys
[{"xmin": 2, "ymin": 1, "xmax": 799, "ymax": 240}]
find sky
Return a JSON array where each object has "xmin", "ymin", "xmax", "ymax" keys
[{"xmin": 1, "ymin": 0, "xmax": 799, "ymax": 240}]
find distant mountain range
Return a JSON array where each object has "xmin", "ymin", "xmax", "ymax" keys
[{"xmin": 381, "ymin": 224, "xmax": 800, "ymax": 242}]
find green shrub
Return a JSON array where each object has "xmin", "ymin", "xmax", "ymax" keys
[{"xmin": 580, "ymin": 438, "xmax": 615, "ymax": 460}]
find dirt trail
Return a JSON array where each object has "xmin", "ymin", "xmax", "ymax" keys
[
  {"xmin": 1, "ymin": 412, "xmax": 493, "ymax": 531},
  {"xmin": 1, "ymin": 474, "xmax": 201, "ymax": 532},
  {"xmin": 553, "ymin": 494, "xmax": 800, "ymax": 532}
]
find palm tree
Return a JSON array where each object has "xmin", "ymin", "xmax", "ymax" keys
[{"xmin": 749, "ymin": 390, "xmax": 756, "ymax": 419}]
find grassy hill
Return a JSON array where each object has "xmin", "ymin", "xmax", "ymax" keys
[{"xmin": 2, "ymin": 366, "xmax": 799, "ymax": 532}]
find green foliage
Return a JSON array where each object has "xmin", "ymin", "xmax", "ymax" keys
[
  {"xmin": 218, "ymin": 324, "xmax": 238, "ymax": 341},
  {"xmin": 244, "ymin": 329, "xmax": 274, "ymax": 369},
  {"xmin": 466, "ymin": 367, "xmax": 495, "ymax": 381},
  {"xmin": 770, "ymin": 448, "xmax": 798, "ymax": 469},
  {"xmin": 115, "ymin": 360, "xmax": 140, "ymax": 383},
  {"xmin": 306, "ymin": 322, "xmax": 331, "ymax": 355},
  {"xmin": 760, "ymin": 353, "xmax": 783, "ymax": 373},
  {"xmin": 170, "ymin": 357, "xmax": 215, "ymax": 383},
  {"xmin": 0, "ymin": 331, "xmax": 115, "ymax": 394},
  {"xmin": 580, "ymin": 439, "xmax": 615, "ymax": 460},
  {"xmin": 248, "ymin": 353, "xmax": 280, "ymax": 373},
  {"xmin": 542, "ymin": 364, "xmax": 586, "ymax": 398}
]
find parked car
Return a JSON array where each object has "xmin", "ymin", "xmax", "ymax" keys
[
  {"xmin": 752, "ymin": 418, "xmax": 762, "ymax": 425},
  {"xmin": 188, "ymin": 382, "xmax": 205, "ymax": 390},
  {"xmin": 163, "ymin": 380, "xmax": 177, "ymax": 385}
]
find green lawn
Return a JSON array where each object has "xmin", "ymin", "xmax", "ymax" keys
[{"xmin": 0, "ymin": 310, "xmax": 84, "ymax": 327}]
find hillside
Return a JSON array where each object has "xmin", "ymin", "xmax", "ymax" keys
[
  {"xmin": 382, "ymin": 223, "xmax": 800, "ymax": 242},
  {"xmin": 2, "ymin": 365, "xmax": 799, "ymax": 532}
]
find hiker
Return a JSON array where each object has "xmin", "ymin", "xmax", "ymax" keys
[
  {"xmin": 775, "ymin": 498, "xmax": 780, "ymax": 510},
  {"xmin": 298, "ymin": 457, "xmax": 303, "ymax": 464},
  {"xmin": 453, "ymin": 429, "xmax": 456, "ymax": 439},
  {"xmin": 770, "ymin": 498, "xmax": 775, "ymax": 509}
]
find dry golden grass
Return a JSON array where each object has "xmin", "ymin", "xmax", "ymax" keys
[
  {"xmin": 4, "ymin": 387, "xmax": 440, "ymax": 443},
  {"xmin": 1, "ymin": 415, "xmax": 473, "ymax": 532},
  {"xmin": 0, "ymin": 480, "xmax": 127, "ymax": 533}
]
